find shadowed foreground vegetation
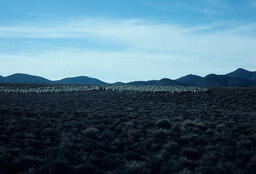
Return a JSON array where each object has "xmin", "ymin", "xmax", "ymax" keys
[{"xmin": 0, "ymin": 85, "xmax": 256, "ymax": 174}]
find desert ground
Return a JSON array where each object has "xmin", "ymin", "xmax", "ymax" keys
[{"xmin": 0, "ymin": 85, "xmax": 256, "ymax": 174}]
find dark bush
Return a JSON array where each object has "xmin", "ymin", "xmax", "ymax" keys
[
  {"xmin": 82, "ymin": 127, "xmax": 99, "ymax": 139},
  {"xmin": 125, "ymin": 151, "xmax": 141, "ymax": 161},
  {"xmin": 182, "ymin": 120, "xmax": 196, "ymax": 128},
  {"xmin": 37, "ymin": 160, "xmax": 74, "ymax": 174},
  {"xmin": 248, "ymin": 156, "xmax": 256, "ymax": 172},
  {"xmin": 181, "ymin": 148, "xmax": 201, "ymax": 160},
  {"xmin": 12, "ymin": 155, "xmax": 42, "ymax": 173},
  {"xmin": 0, "ymin": 86, "xmax": 256, "ymax": 173},
  {"xmin": 124, "ymin": 161, "xmax": 150, "ymax": 174},
  {"xmin": 163, "ymin": 141, "xmax": 178, "ymax": 153},
  {"xmin": 196, "ymin": 122, "xmax": 207, "ymax": 131},
  {"xmin": 155, "ymin": 119, "xmax": 171, "ymax": 129}
]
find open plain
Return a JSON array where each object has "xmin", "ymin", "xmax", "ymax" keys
[{"xmin": 0, "ymin": 84, "xmax": 256, "ymax": 174}]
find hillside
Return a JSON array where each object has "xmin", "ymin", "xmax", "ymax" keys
[
  {"xmin": 226, "ymin": 68, "xmax": 256, "ymax": 82},
  {"xmin": 55, "ymin": 76, "xmax": 107, "ymax": 85},
  {"xmin": 5, "ymin": 73, "xmax": 51, "ymax": 84},
  {"xmin": 0, "ymin": 68, "xmax": 256, "ymax": 86}
]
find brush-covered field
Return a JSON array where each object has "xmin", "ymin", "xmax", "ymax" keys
[{"xmin": 0, "ymin": 85, "xmax": 256, "ymax": 174}]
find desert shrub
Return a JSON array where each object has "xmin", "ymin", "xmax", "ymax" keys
[
  {"xmin": 178, "ymin": 157, "xmax": 199, "ymax": 170},
  {"xmin": 155, "ymin": 119, "xmax": 171, "ymax": 129},
  {"xmin": 150, "ymin": 143, "xmax": 161, "ymax": 152},
  {"xmin": 196, "ymin": 122, "xmax": 207, "ymax": 131},
  {"xmin": 74, "ymin": 163, "xmax": 97, "ymax": 174},
  {"xmin": 216, "ymin": 123, "xmax": 226, "ymax": 132},
  {"xmin": 195, "ymin": 166, "xmax": 217, "ymax": 174},
  {"xmin": 0, "ymin": 152, "xmax": 13, "ymax": 173},
  {"xmin": 248, "ymin": 156, "xmax": 256, "ymax": 172},
  {"xmin": 172, "ymin": 116, "xmax": 182, "ymax": 122},
  {"xmin": 169, "ymin": 122, "xmax": 182, "ymax": 136},
  {"xmin": 178, "ymin": 134, "xmax": 201, "ymax": 146},
  {"xmin": 216, "ymin": 161, "xmax": 235, "ymax": 174},
  {"xmin": 163, "ymin": 141, "xmax": 178, "ymax": 153},
  {"xmin": 143, "ymin": 121, "xmax": 155, "ymax": 129},
  {"xmin": 12, "ymin": 155, "xmax": 43, "ymax": 173},
  {"xmin": 235, "ymin": 150, "xmax": 252, "ymax": 164},
  {"xmin": 124, "ymin": 161, "xmax": 150, "ymax": 174},
  {"xmin": 181, "ymin": 148, "xmax": 201, "ymax": 160},
  {"xmin": 124, "ymin": 151, "xmax": 141, "ymax": 161},
  {"xmin": 150, "ymin": 154, "xmax": 165, "ymax": 173},
  {"xmin": 90, "ymin": 154, "xmax": 123, "ymax": 171},
  {"xmin": 37, "ymin": 160, "xmax": 74, "ymax": 174},
  {"xmin": 182, "ymin": 119, "xmax": 196, "ymax": 128},
  {"xmin": 163, "ymin": 157, "xmax": 184, "ymax": 173},
  {"xmin": 178, "ymin": 135, "xmax": 190, "ymax": 146},
  {"xmin": 152, "ymin": 129, "xmax": 168, "ymax": 143},
  {"xmin": 82, "ymin": 127, "xmax": 99, "ymax": 139},
  {"xmin": 127, "ymin": 129, "xmax": 140, "ymax": 139},
  {"xmin": 41, "ymin": 127, "xmax": 59, "ymax": 138},
  {"xmin": 82, "ymin": 139, "xmax": 100, "ymax": 152},
  {"xmin": 236, "ymin": 139, "xmax": 252, "ymax": 149},
  {"xmin": 177, "ymin": 168, "xmax": 193, "ymax": 174},
  {"xmin": 201, "ymin": 152, "xmax": 219, "ymax": 166},
  {"xmin": 124, "ymin": 121, "xmax": 135, "ymax": 129},
  {"xmin": 102, "ymin": 129, "xmax": 114, "ymax": 139},
  {"xmin": 205, "ymin": 128, "xmax": 215, "ymax": 136}
]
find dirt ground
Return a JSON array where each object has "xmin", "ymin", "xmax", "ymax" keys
[{"xmin": 0, "ymin": 86, "xmax": 256, "ymax": 174}]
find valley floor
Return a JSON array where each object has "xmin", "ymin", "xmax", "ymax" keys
[{"xmin": 0, "ymin": 86, "xmax": 256, "ymax": 174}]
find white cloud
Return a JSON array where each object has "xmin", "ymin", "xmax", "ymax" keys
[
  {"xmin": 0, "ymin": 18, "xmax": 256, "ymax": 81},
  {"xmin": 251, "ymin": 0, "xmax": 256, "ymax": 7},
  {"xmin": 0, "ymin": 49, "xmax": 191, "ymax": 82}
]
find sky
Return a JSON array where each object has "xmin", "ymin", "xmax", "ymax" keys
[{"xmin": 0, "ymin": 0, "xmax": 256, "ymax": 82}]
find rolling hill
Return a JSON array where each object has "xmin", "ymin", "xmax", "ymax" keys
[
  {"xmin": 226, "ymin": 68, "xmax": 256, "ymax": 82},
  {"xmin": 5, "ymin": 73, "xmax": 51, "ymax": 84},
  {"xmin": 55, "ymin": 76, "xmax": 107, "ymax": 85},
  {"xmin": 0, "ymin": 68, "xmax": 256, "ymax": 86},
  {"xmin": 0, "ymin": 74, "xmax": 106, "ymax": 85},
  {"xmin": 0, "ymin": 76, "xmax": 6, "ymax": 83},
  {"xmin": 127, "ymin": 78, "xmax": 185, "ymax": 86},
  {"xmin": 176, "ymin": 74, "xmax": 215, "ymax": 86},
  {"xmin": 204, "ymin": 74, "xmax": 254, "ymax": 87}
]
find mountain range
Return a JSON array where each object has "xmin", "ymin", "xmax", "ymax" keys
[{"xmin": 0, "ymin": 68, "xmax": 256, "ymax": 87}]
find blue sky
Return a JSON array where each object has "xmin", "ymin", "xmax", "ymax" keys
[{"xmin": 0, "ymin": 0, "xmax": 256, "ymax": 82}]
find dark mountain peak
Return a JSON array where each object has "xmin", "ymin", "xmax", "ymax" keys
[
  {"xmin": 176, "ymin": 74, "xmax": 213, "ymax": 87},
  {"xmin": 185, "ymin": 74, "xmax": 198, "ymax": 77},
  {"xmin": 159, "ymin": 78, "xmax": 185, "ymax": 85},
  {"xmin": 177, "ymin": 74, "xmax": 203, "ymax": 80},
  {"xmin": 0, "ymin": 75, "xmax": 6, "ymax": 83},
  {"xmin": 226, "ymin": 68, "xmax": 256, "ymax": 82},
  {"xmin": 7, "ymin": 73, "xmax": 46, "ymax": 79},
  {"xmin": 204, "ymin": 73, "xmax": 217, "ymax": 77},
  {"xmin": 113, "ymin": 82, "xmax": 125, "ymax": 85},
  {"xmin": 7, "ymin": 73, "xmax": 29, "ymax": 78},
  {"xmin": 204, "ymin": 73, "xmax": 230, "ymax": 81},
  {"xmin": 235, "ymin": 68, "xmax": 249, "ymax": 72},
  {"xmin": 128, "ymin": 78, "xmax": 185, "ymax": 86},
  {"xmin": 5, "ymin": 73, "xmax": 51, "ymax": 84},
  {"xmin": 159, "ymin": 78, "xmax": 173, "ymax": 82},
  {"xmin": 0, "ymin": 68, "xmax": 255, "ymax": 86},
  {"xmin": 56, "ymin": 76, "xmax": 107, "ymax": 85},
  {"xmin": 205, "ymin": 74, "xmax": 254, "ymax": 87}
]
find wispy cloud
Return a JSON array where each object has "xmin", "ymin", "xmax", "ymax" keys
[
  {"xmin": 0, "ymin": 49, "xmax": 192, "ymax": 82},
  {"xmin": 1, "ymin": 18, "xmax": 256, "ymax": 52},
  {"xmin": 0, "ymin": 18, "xmax": 256, "ymax": 81},
  {"xmin": 143, "ymin": 0, "xmax": 225, "ymax": 16},
  {"xmin": 251, "ymin": 0, "xmax": 256, "ymax": 7}
]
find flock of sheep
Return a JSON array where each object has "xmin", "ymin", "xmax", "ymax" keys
[{"xmin": 0, "ymin": 85, "xmax": 209, "ymax": 94}]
